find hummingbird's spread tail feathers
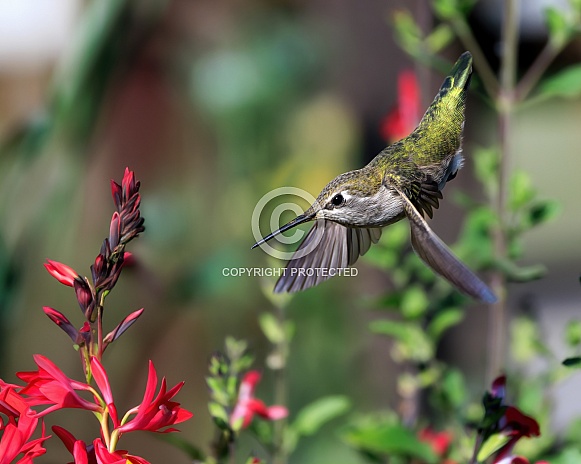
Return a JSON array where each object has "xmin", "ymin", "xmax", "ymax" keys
[
  {"xmin": 394, "ymin": 185, "xmax": 496, "ymax": 303},
  {"xmin": 273, "ymin": 221, "xmax": 381, "ymax": 293}
]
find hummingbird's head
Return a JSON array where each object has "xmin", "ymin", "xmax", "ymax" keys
[
  {"xmin": 252, "ymin": 169, "xmax": 387, "ymax": 249},
  {"xmin": 305, "ymin": 170, "xmax": 383, "ymax": 225}
]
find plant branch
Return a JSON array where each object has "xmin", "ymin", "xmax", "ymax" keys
[
  {"xmin": 515, "ymin": 41, "xmax": 561, "ymax": 102},
  {"xmin": 272, "ymin": 304, "xmax": 288, "ymax": 464},
  {"xmin": 487, "ymin": 0, "xmax": 520, "ymax": 382}
]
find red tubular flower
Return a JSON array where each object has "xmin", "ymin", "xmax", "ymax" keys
[
  {"xmin": 380, "ymin": 70, "xmax": 421, "ymax": 143},
  {"xmin": 0, "ymin": 386, "xmax": 50, "ymax": 464},
  {"xmin": 479, "ymin": 376, "xmax": 541, "ymax": 464},
  {"xmin": 93, "ymin": 439, "xmax": 150, "ymax": 464},
  {"xmin": 55, "ymin": 433, "xmax": 150, "ymax": 464},
  {"xmin": 0, "ymin": 412, "xmax": 49, "ymax": 464},
  {"xmin": 230, "ymin": 371, "xmax": 288, "ymax": 429},
  {"xmin": 17, "ymin": 355, "xmax": 101, "ymax": 416},
  {"xmin": 90, "ymin": 358, "xmax": 119, "ymax": 428},
  {"xmin": 116, "ymin": 361, "xmax": 192, "ymax": 434},
  {"xmin": 418, "ymin": 427, "xmax": 453, "ymax": 457},
  {"xmin": 44, "ymin": 259, "xmax": 79, "ymax": 287},
  {"xmin": 503, "ymin": 406, "xmax": 540, "ymax": 438}
]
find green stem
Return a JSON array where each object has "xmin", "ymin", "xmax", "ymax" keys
[
  {"xmin": 272, "ymin": 304, "xmax": 288, "ymax": 464},
  {"xmin": 97, "ymin": 305, "xmax": 104, "ymax": 360},
  {"xmin": 487, "ymin": 0, "xmax": 520, "ymax": 382}
]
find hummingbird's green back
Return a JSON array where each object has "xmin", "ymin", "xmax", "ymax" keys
[
  {"xmin": 368, "ymin": 52, "xmax": 473, "ymax": 186},
  {"xmin": 410, "ymin": 51, "xmax": 472, "ymax": 166}
]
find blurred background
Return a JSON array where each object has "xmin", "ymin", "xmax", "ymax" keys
[{"xmin": 0, "ymin": 0, "xmax": 580, "ymax": 462}]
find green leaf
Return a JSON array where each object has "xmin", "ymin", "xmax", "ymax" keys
[
  {"xmin": 565, "ymin": 417, "xmax": 581, "ymax": 442},
  {"xmin": 473, "ymin": 146, "xmax": 498, "ymax": 180},
  {"xmin": 342, "ymin": 421, "xmax": 437, "ymax": 462},
  {"xmin": 511, "ymin": 316, "xmax": 550, "ymax": 361},
  {"xmin": 455, "ymin": 206, "xmax": 496, "ymax": 265},
  {"xmin": 551, "ymin": 447, "xmax": 581, "ymax": 464},
  {"xmin": 562, "ymin": 356, "xmax": 581, "ymax": 368},
  {"xmin": 566, "ymin": 320, "xmax": 581, "ymax": 347},
  {"xmin": 538, "ymin": 64, "xmax": 581, "ymax": 99},
  {"xmin": 526, "ymin": 200, "xmax": 560, "ymax": 227},
  {"xmin": 370, "ymin": 320, "xmax": 433, "ymax": 362},
  {"xmin": 208, "ymin": 402, "xmax": 230, "ymax": 424},
  {"xmin": 433, "ymin": 0, "xmax": 475, "ymax": 18},
  {"xmin": 509, "ymin": 170, "xmax": 536, "ymax": 210},
  {"xmin": 364, "ymin": 246, "xmax": 399, "ymax": 270},
  {"xmin": 517, "ymin": 379, "xmax": 544, "ymax": 417},
  {"xmin": 392, "ymin": 10, "xmax": 422, "ymax": 55},
  {"xmin": 571, "ymin": 0, "xmax": 581, "ymax": 12},
  {"xmin": 225, "ymin": 336, "xmax": 248, "ymax": 360},
  {"xmin": 544, "ymin": 6, "xmax": 572, "ymax": 46},
  {"xmin": 441, "ymin": 368, "xmax": 467, "ymax": 408},
  {"xmin": 259, "ymin": 312, "xmax": 285, "ymax": 344},
  {"xmin": 427, "ymin": 307, "xmax": 464, "ymax": 340},
  {"xmin": 292, "ymin": 396, "xmax": 351, "ymax": 436},
  {"xmin": 400, "ymin": 285, "xmax": 429, "ymax": 319},
  {"xmin": 426, "ymin": 24, "xmax": 454, "ymax": 52},
  {"xmin": 206, "ymin": 377, "xmax": 229, "ymax": 405},
  {"xmin": 477, "ymin": 433, "xmax": 511, "ymax": 462}
]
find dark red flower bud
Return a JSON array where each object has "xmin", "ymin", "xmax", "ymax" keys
[
  {"xmin": 122, "ymin": 168, "xmax": 136, "ymax": 202},
  {"xmin": 103, "ymin": 308, "xmax": 144, "ymax": 348},
  {"xmin": 73, "ymin": 278, "xmax": 94, "ymax": 316},
  {"xmin": 43, "ymin": 307, "xmax": 78, "ymax": 342},
  {"xmin": 109, "ymin": 212, "xmax": 121, "ymax": 249},
  {"xmin": 111, "ymin": 180, "xmax": 122, "ymax": 211}
]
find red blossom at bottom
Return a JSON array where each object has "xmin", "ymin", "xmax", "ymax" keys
[
  {"xmin": 230, "ymin": 371, "xmax": 288, "ymax": 430},
  {"xmin": 418, "ymin": 428, "xmax": 453, "ymax": 457},
  {"xmin": 115, "ymin": 360, "xmax": 192, "ymax": 434},
  {"xmin": 53, "ymin": 431, "xmax": 152, "ymax": 464},
  {"xmin": 0, "ymin": 385, "xmax": 50, "ymax": 464}
]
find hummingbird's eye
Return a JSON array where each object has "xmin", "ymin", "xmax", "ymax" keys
[{"xmin": 331, "ymin": 194, "xmax": 345, "ymax": 207}]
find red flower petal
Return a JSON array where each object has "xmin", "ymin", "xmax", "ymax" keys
[{"xmin": 44, "ymin": 260, "xmax": 79, "ymax": 287}]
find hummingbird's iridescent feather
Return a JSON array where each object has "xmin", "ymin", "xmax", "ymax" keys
[{"xmin": 256, "ymin": 52, "xmax": 496, "ymax": 302}]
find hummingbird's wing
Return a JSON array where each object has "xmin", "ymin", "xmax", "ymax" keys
[
  {"xmin": 393, "ymin": 186, "xmax": 497, "ymax": 303},
  {"xmin": 274, "ymin": 220, "xmax": 382, "ymax": 293}
]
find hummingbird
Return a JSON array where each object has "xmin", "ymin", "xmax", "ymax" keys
[{"xmin": 252, "ymin": 51, "xmax": 496, "ymax": 303}]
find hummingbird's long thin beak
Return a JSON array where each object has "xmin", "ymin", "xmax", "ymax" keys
[{"xmin": 252, "ymin": 213, "xmax": 315, "ymax": 249}]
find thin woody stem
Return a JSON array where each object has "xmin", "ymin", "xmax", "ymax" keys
[
  {"xmin": 515, "ymin": 41, "xmax": 561, "ymax": 102},
  {"xmin": 487, "ymin": 0, "xmax": 520, "ymax": 382}
]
